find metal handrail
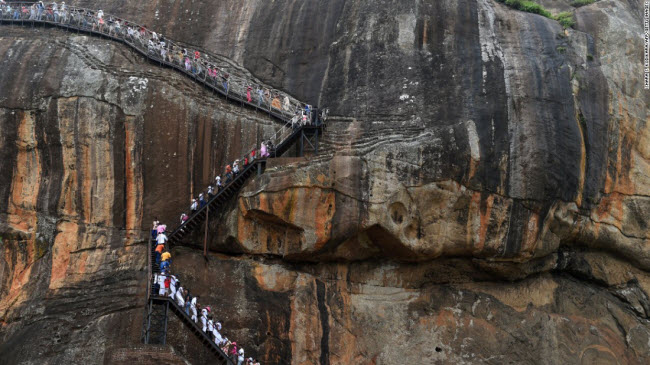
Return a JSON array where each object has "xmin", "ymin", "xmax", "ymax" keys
[
  {"xmin": 0, "ymin": 0, "xmax": 321, "ymax": 238},
  {"xmin": 0, "ymin": 1, "xmax": 313, "ymax": 122}
]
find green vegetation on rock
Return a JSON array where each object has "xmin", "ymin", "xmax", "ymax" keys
[
  {"xmin": 496, "ymin": 0, "xmax": 576, "ymax": 29},
  {"xmin": 496, "ymin": 0, "xmax": 552, "ymax": 18},
  {"xmin": 555, "ymin": 12, "xmax": 576, "ymax": 29},
  {"xmin": 570, "ymin": 0, "xmax": 596, "ymax": 7}
]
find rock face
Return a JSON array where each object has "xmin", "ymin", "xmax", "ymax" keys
[{"xmin": 1, "ymin": 0, "xmax": 649, "ymax": 364}]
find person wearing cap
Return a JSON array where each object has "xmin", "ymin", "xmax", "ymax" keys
[
  {"xmin": 180, "ymin": 213, "xmax": 189, "ymax": 224},
  {"xmin": 201, "ymin": 306, "xmax": 208, "ymax": 332},
  {"xmin": 199, "ymin": 193, "xmax": 206, "ymax": 208},
  {"xmin": 213, "ymin": 320, "xmax": 224, "ymax": 346},
  {"xmin": 190, "ymin": 198, "xmax": 198, "ymax": 213},
  {"xmin": 93, "ymin": 9, "xmax": 104, "ymax": 32},
  {"xmin": 215, "ymin": 175, "xmax": 222, "ymax": 190},
  {"xmin": 161, "ymin": 251, "xmax": 171, "ymax": 263},
  {"xmin": 237, "ymin": 348, "xmax": 245, "ymax": 365},
  {"xmin": 229, "ymin": 342, "xmax": 238, "ymax": 364},
  {"xmin": 152, "ymin": 218, "xmax": 159, "ymax": 239}
]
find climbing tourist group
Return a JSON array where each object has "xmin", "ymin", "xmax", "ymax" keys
[
  {"xmin": 0, "ymin": 3, "xmax": 327, "ymax": 364},
  {"xmin": 151, "ymin": 220, "xmax": 260, "ymax": 365},
  {"xmin": 0, "ymin": 1, "xmax": 315, "ymax": 122}
]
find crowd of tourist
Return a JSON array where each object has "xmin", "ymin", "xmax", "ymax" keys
[
  {"xmin": 151, "ymin": 220, "xmax": 260, "ymax": 365},
  {"xmin": 0, "ymin": 1, "xmax": 311, "ymax": 120},
  {"xmin": 0, "ymin": 4, "xmax": 327, "ymax": 363}
]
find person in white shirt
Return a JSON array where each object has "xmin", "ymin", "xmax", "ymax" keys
[
  {"xmin": 190, "ymin": 296, "xmax": 198, "ymax": 322},
  {"xmin": 59, "ymin": 2, "xmax": 67, "ymax": 22},
  {"xmin": 175, "ymin": 285, "xmax": 185, "ymax": 307},
  {"xmin": 201, "ymin": 307, "xmax": 208, "ymax": 332},
  {"xmin": 213, "ymin": 321, "xmax": 224, "ymax": 346},
  {"xmin": 156, "ymin": 232, "xmax": 168, "ymax": 245},
  {"xmin": 215, "ymin": 176, "xmax": 222, "ymax": 190},
  {"xmin": 169, "ymin": 275, "xmax": 178, "ymax": 298},
  {"xmin": 237, "ymin": 348, "xmax": 244, "ymax": 365},
  {"xmin": 156, "ymin": 273, "xmax": 166, "ymax": 296},
  {"xmin": 207, "ymin": 316, "xmax": 214, "ymax": 340}
]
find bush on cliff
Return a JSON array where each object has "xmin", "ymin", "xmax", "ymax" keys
[
  {"xmin": 496, "ymin": 0, "xmax": 576, "ymax": 29},
  {"xmin": 496, "ymin": 0, "xmax": 553, "ymax": 18},
  {"xmin": 554, "ymin": 12, "xmax": 576, "ymax": 28},
  {"xmin": 570, "ymin": 0, "xmax": 596, "ymax": 7}
]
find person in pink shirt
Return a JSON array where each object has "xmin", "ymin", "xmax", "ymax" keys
[{"xmin": 260, "ymin": 142, "xmax": 269, "ymax": 158}]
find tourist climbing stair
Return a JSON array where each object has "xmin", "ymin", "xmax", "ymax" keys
[{"xmin": 1, "ymin": 3, "xmax": 326, "ymax": 363}]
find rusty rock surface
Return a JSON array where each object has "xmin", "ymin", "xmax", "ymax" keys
[{"xmin": 1, "ymin": 0, "xmax": 649, "ymax": 364}]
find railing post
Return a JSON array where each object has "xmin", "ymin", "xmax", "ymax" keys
[
  {"xmin": 203, "ymin": 205, "xmax": 208, "ymax": 258},
  {"xmin": 145, "ymin": 300, "xmax": 152, "ymax": 344},
  {"xmin": 162, "ymin": 301, "xmax": 169, "ymax": 345}
]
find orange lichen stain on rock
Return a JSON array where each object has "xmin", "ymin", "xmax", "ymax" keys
[
  {"xmin": 80, "ymin": 144, "xmax": 93, "ymax": 223},
  {"xmin": 49, "ymin": 221, "xmax": 79, "ymax": 290},
  {"xmin": 77, "ymin": 116, "xmax": 115, "ymax": 226},
  {"xmin": 312, "ymin": 189, "xmax": 336, "ymax": 251},
  {"xmin": 434, "ymin": 309, "xmax": 456, "ymax": 327},
  {"xmin": 593, "ymin": 192, "xmax": 625, "ymax": 231},
  {"xmin": 520, "ymin": 212, "xmax": 540, "ymax": 257},
  {"xmin": 239, "ymin": 187, "xmax": 335, "ymax": 254},
  {"xmin": 57, "ymin": 99, "xmax": 80, "ymax": 218},
  {"xmin": 124, "ymin": 117, "xmax": 141, "ymax": 241},
  {"xmin": 4, "ymin": 240, "xmax": 37, "ymax": 298},
  {"xmin": 475, "ymin": 193, "xmax": 495, "ymax": 254},
  {"xmin": 288, "ymin": 277, "xmax": 321, "ymax": 365},
  {"xmin": 315, "ymin": 173, "xmax": 327, "ymax": 185},
  {"xmin": 252, "ymin": 263, "xmax": 297, "ymax": 292},
  {"xmin": 6, "ymin": 212, "xmax": 37, "ymax": 235},
  {"xmin": 8, "ymin": 111, "xmax": 41, "ymax": 223}
]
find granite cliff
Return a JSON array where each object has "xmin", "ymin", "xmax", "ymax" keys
[{"xmin": 1, "ymin": 0, "xmax": 649, "ymax": 364}]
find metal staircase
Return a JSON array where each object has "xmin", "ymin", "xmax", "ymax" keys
[
  {"xmin": 0, "ymin": 1, "xmax": 310, "ymax": 124},
  {"xmin": 1, "ymin": 4, "xmax": 326, "ymax": 363}
]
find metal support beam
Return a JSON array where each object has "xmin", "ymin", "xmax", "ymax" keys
[
  {"xmin": 299, "ymin": 130, "xmax": 305, "ymax": 157},
  {"xmin": 163, "ymin": 301, "xmax": 169, "ymax": 345}
]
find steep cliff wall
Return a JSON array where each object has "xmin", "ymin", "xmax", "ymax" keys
[{"xmin": 1, "ymin": 0, "xmax": 649, "ymax": 364}]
